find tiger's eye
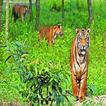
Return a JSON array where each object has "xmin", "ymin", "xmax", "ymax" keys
[
  {"xmin": 77, "ymin": 38, "xmax": 80, "ymax": 43},
  {"xmin": 86, "ymin": 36, "xmax": 89, "ymax": 42}
]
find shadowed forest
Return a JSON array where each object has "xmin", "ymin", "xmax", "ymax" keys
[{"xmin": 0, "ymin": 0, "xmax": 106, "ymax": 106}]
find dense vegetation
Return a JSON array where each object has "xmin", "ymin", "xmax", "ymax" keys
[{"xmin": 0, "ymin": 0, "xmax": 106, "ymax": 105}]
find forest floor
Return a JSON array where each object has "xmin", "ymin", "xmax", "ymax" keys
[
  {"xmin": 0, "ymin": 95, "xmax": 106, "ymax": 106},
  {"xmin": 75, "ymin": 95, "xmax": 106, "ymax": 106}
]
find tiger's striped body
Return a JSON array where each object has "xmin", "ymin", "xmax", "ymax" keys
[
  {"xmin": 38, "ymin": 25, "xmax": 63, "ymax": 45},
  {"xmin": 70, "ymin": 28, "xmax": 90, "ymax": 102},
  {"xmin": 12, "ymin": 3, "xmax": 30, "ymax": 22}
]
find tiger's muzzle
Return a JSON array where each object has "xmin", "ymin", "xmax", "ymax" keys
[
  {"xmin": 56, "ymin": 31, "xmax": 63, "ymax": 36},
  {"xmin": 78, "ymin": 45, "xmax": 89, "ymax": 56}
]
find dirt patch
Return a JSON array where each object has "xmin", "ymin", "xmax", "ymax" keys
[
  {"xmin": 75, "ymin": 95, "xmax": 106, "ymax": 106},
  {"xmin": 0, "ymin": 102, "xmax": 30, "ymax": 106},
  {"xmin": 0, "ymin": 95, "xmax": 106, "ymax": 106}
]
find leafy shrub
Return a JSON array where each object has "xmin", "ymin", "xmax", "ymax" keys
[
  {"xmin": 19, "ymin": 65, "xmax": 70, "ymax": 105},
  {"xmin": 5, "ymin": 41, "xmax": 72, "ymax": 105}
]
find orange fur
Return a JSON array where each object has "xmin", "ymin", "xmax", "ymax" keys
[
  {"xmin": 38, "ymin": 25, "xmax": 63, "ymax": 45},
  {"xmin": 70, "ymin": 28, "xmax": 90, "ymax": 102},
  {"xmin": 12, "ymin": 3, "xmax": 30, "ymax": 22}
]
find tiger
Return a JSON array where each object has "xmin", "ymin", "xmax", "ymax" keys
[
  {"xmin": 12, "ymin": 3, "xmax": 31, "ymax": 22},
  {"xmin": 38, "ymin": 24, "xmax": 63, "ymax": 45},
  {"xmin": 70, "ymin": 28, "xmax": 90, "ymax": 102}
]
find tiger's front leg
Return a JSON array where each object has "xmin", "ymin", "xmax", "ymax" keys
[
  {"xmin": 52, "ymin": 38, "xmax": 55, "ymax": 44},
  {"xmin": 47, "ymin": 37, "xmax": 52, "ymax": 46},
  {"xmin": 71, "ymin": 72, "xmax": 79, "ymax": 100},
  {"xmin": 52, "ymin": 34, "xmax": 57, "ymax": 44},
  {"xmin": 20, "ymin": 13, "xmax": 24, "ymax": 21},
  {"xmin": 79, "ymin": 72, "xmax": 87, "ymax": 102},
  {"xmin": 21, "ymin": 15, "xmax": 24, "ymax": 21}
]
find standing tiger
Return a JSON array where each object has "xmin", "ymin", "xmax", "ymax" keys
[
  {"xmin": 70, "ymin": 28, "xmax": 90, "ymax": 102},
  {"xmin": 38, "ymin": 24, "xmax": 63, "ymax": 45},
  {"xmin": 12, "ymin": 3, "xmax": 31, "ymax": 22}
]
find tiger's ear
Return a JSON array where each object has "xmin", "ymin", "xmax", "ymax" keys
[
  {"xmin": 54, "ymin": 25, "xmax": 58, "ymax": 29},
  {"xmin": 87, "ymin": 28, "xmax": 90, "ymax": 33},
  {"xmin": 75, "ymin": 28, "xmax": 80, "ymax": 34},
  {"xmin": 54, "ymin": 25, "xmax": 60, "ymax": 29},
  {"xmin": 57, "ymin": 24, "xmax": 61, "ymax": 28}
]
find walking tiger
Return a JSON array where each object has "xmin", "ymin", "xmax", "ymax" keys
[{"xmin": 70, "ymin": 28, "xmax": 90, "ymax": 102}]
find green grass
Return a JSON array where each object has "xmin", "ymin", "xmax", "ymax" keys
[{"xmin": 0, "ymin": 0, "xmax": 106, "ymax": 105}]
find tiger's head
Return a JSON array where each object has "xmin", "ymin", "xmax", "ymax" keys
[
  {"xmin": 76, "ymin": 28, "xmax": 90, "ymax": 56},
  {"xmin": 53, "ymin": 24, "xmax": 63, "ymax": 36},
  {"xmin": 24, "ymin": 5, "xmax": 31, "ymax": 15}
]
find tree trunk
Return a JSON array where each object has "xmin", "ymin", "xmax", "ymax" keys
[
  {"xmin": 0, "ymin": 0, "xmax": 2, "ymax": 31},
  {"xmin": 87, "ymin": 0, "xmax": 92, "ymax": 24},
  {"xmin": 5, "ymin": 0, "xmax": 9, "ymax": 46},
  {"xmin": 29, "ymin": 0, "xmax": 32, "ymax": 21},
  {"xmin": 76, "ymin": 0, "xmax": 80, "ymax": 11},
  {"xmin": 62, "ymin": 0, "xmax": 64, "ymax": 21},
  {"xmin": 1, "ymin": 0, "xmax": 3, "ymax": 5},
  {"xmin": 35, "ymin": 0, "xmax": 40, "ymax": 30}
]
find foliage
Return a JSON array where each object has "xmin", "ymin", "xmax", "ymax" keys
[
  {"xmin": 19, "ymin": 65, "xmax": 71, "ymax": 105},
  {"xmin": 0, "ymin": 0, "xmax": 106, "ymax": 105}
]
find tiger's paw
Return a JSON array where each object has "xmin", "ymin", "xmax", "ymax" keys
[
  {"xmin": 79, "ymin": 97, "xmax": 86, "ymax": 102},
  {"xmin": 76, "ymin": 96, "xmax": 79, "ymax": 101}
]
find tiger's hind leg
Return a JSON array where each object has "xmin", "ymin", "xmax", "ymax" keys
[
  {"xmin": 14, "ymin": 16, "xmax": 18, "ymax": 22},
  {"xmin": 79, "ymin": 73, "xmax": 87, "ymax": 102},
  {"xmin": 13, "ymin": 12, "xmax": 18, "ymax": 22},
  {"xmin": 71, "ymin": 73, "xmax": 79, "ymax": 100},
  {"xmin": 85, "ymin": 84, "xmax": 88, "ymax": 96}
]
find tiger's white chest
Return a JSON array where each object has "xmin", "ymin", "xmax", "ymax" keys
[{"xmin": 73, "ymin": 62, "xmax": 86, "ymax": 72}]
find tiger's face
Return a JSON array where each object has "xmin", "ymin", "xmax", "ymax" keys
[
  {"xmin": 24, "ymin": 6, "xmax": 31, "ymax": 15},
  {"xmin": 53, "ymin": 24, "xmax": 63, "ymax": 36},
  {"xmin": 76, "ymin": 28, "xmax": 90, "ymax": 56}
]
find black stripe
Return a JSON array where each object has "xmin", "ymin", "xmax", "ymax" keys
[
  {"xmin": 83, "ymin": 54, "xmax": 86, "ymax": 63},
  {"xmin": 81, "ymin": 64, "xmax": 87, "ymax": 76},
  {"xmin": 75, "ymin": 45, "xmax": 80, "ymax": 67},
  {"xmin": 81, "ymin": 77, "xmax": 85, "ymax": 81},
  {"xmin": 74, "ymin": 64, "xmax": 77, "ymax": 76},
  {"xmin": 74, "ymin": 64, "xmax": 76, "ymax": 71}
]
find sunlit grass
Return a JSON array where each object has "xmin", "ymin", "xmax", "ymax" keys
[{"xmin": 0, "ymin": 0, "xmax": 106, "ymax": 105}]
